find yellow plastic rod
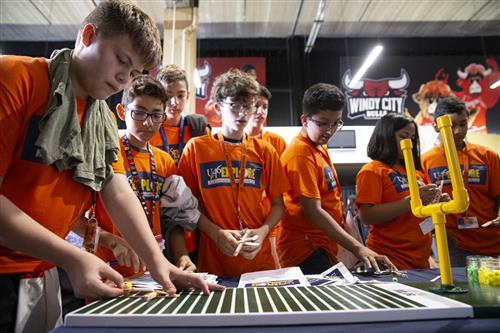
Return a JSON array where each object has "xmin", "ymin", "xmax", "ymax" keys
[{"xmin": 400, "ymin": 114, "xmax": 469, "ymax": 287}]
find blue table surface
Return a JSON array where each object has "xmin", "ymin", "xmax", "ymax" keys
[{"xmin": 52, "ymin": 267, "xmax": 500, "ymax": 333}]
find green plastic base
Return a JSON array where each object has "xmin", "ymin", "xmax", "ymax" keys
[{"xmin": 429, "ymin": 284, "xmax": 469, "ymax": 294}]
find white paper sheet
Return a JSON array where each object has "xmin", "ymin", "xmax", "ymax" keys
[{"xmin": 237, "ymin": 267, "xmax": 310, "ymax": 288}]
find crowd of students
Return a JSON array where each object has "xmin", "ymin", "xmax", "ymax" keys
[{"xmin": 1, "ymin": 0, "xmax": 499, "ymax": 332}]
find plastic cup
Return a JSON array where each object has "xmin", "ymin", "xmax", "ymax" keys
[
  {"xmin": 466, "ymin": 255, "xmax": 480, "ymax": 286},
  {"xmin": 478, "ymin": 256, "xmax": 500, "ymax": 287}
]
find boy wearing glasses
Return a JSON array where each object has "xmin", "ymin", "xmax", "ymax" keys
[
  {"xmin": 150, "ymin": 64, "xmax": 211, "ymax": 263},
  {"xmin": 178, "ymin": 69, "xmax": 290, "ymax": 277},
  {"xmin": 277, "ymin": 83, "xmax": 396, "ymax": 274},
  {"xmin": 85, "ymin": 75, "xmax": 196, "ymax": 276}
]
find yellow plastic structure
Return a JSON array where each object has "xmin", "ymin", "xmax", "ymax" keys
[{"xmin": 401, "ymin": 115, "xmax": 469, "ymax": 292}]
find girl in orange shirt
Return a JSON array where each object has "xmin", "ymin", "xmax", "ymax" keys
[{"xmin": 356, "ymin": 113, "xmax": 442, "ymax": 270}]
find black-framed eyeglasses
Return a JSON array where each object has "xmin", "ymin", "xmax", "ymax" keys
[
  {"xmin": 220, "ymin": 101, "xmax": 257, "ymax": 115},
  {"xmin": 128, "ymin": 109, "xmax": 165, "ymax": 123},
  {"xmin": 308, "ymin": 117, "xmax": 344, "ymax": 131}
]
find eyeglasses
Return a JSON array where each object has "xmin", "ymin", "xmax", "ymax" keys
[
  {"xmin": 308, "ymin": 118, "xmax": 344, "ymax": 131},
  {"xmin": 128, "ymin": 109, "xmax": 165, "ymax": 123},
  {"xmin": 220, "ymin": 101, "xmax": 257, "ymax": 115}
]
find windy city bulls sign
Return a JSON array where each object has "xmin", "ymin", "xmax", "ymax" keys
[{"xmin": 342, "ymin": 69, "xmax": 410, "ymax": 120}]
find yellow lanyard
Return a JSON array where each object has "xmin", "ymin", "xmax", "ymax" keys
[{"xmin": 217, "ymin": 132, "xmax": 248, "ymax": 231}]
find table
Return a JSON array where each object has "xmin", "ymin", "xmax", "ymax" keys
[{"xmin": 51, "ymin": 267, "xmax": 500, "ymax": 333}]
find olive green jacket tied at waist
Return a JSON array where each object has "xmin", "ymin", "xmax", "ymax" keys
[{"xmin": 34, "ymin": 48, "xmax": 120, "ymax": 191}]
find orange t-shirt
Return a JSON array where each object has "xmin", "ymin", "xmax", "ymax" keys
[
  {"xmin": 277, "ymin": 132, "xmax": 344, "ymax": 268},
  {"xmin": 0, "ymin": 55, "xmax": 124, "ymax": 274},
  {"xmin": 421, "ymin": 143, "xmax": 500, "ymax": 255},
  {"xmin": 177, "ymin": 134, "xmax": 289, "ymax": 277},
  {"xmin": 260, "ymin": 131, "xmax": 287, "ymax": 238},
  {"xmin": 262, "ymin": 131, "xmax": 287, "ymax": 157},
  {"xmin": 356, "ymin": 161, "xmax": 432, "ymax": 270},
  {"xmin": 150, "ymin": 120, "xmax": 210, "ymax": 252},
  {"xmin": 150, "ymin": 122, "xmax": 194, "ymax": 165},
  {"xmin": 94, "ymin": 142, "xmax": 176, "ymax": 277}
]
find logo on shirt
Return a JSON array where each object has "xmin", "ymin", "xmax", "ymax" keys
[
  {"xmin": 468, "ymin": 164, "xmax": 487, "ymax": 185},
  {"xmin": 427, "ymin": 166, "xmax": 451, "ymax": 185},
  {"xmin": 324, "ymin": 166, "xmax": 337, "ymax": 191},
  {"xmin": 160, "ymin": 143, "xmax": 180, "ymax": 164},
  {"xmin": 388, "ymin": 172, "xmax": 409, "ymax": 193},
  {"xmin": 127, "ymin": 171, "xmax": 165, "ymax": 201},
  {"xmin": 200, "ymin": 161, "xmax": 262, "ymax": 189},
  {"xmin": 427, "ymin": 165, "xmax": 484, "ymax": 185}
]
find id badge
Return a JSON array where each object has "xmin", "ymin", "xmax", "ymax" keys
[
  {"xmin": 457, "ymin": 216, "xmax": 479, "ymax": 229},
  {"xmin": 419, "ymin": 217, "xmax": 435, "ymax": 235},
  {"xmin": 83, "ymin": 217, "xmax": 101, "ymax": 254}
]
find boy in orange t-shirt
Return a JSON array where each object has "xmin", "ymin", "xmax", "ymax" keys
[
  {"xmin": 178, "ymin": 69, "xmax": 290, "ymax": 277},
  {"xmin": 278, "ymin": 83, "xmax": 396, "ymax": 274},
  {"xmin": 78, "ymin": 75, "xmax": 196, "ymax": 277},
  {"xmin": 150, "ymin": 64, "xmax": 210, "ymax": 261},
  {"xmin": 421, "ymin": 97, "xmax": 500, "ymax": 266},
  {"xmin": 356, "ymin": 113, "xmax": 442, "ymax": 270},
  {"xmin": 245, "ymin": 85, "xmax": 287, "ymax": 156},
  {"xmin": 0, "ymin": 2, "xmax": 219, "ymax": 331},
  {"xmin": 245, "ymin": 85, "xmax": 287, "ymax": 268},
  {"xmin": 150, "ymin": 64, "xmax": 210, "ymax": 165}
]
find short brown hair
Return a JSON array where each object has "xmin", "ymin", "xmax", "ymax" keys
[
  {"xmin": 302, "ymin": 83, "xmax": 345, "ymax": 117},
  {"xmin": 211, "ymin": 69, "xmax": 259, "ymax": 107},
  {"xmin": 157, "ymin": 64, "xmax": 189, "ymax": 91},
  {"xmin": 121, "ymin": 75, "xmax": 167, "ymax": 108},
  {"xmin": 79, "ymin": 0, "xmax": 161, "ymax": 70}
]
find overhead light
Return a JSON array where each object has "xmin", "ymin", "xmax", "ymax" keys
[
  {"xmin": 490, "ymin": 79, "xmax": 500, "ymax": 89},
  {"xmin": 304, "ymin": 0, "xmax": 325, "ymax": 54},
  {"xmin": 349, "ymin": 45, "xmax": 384, "ymax": 89}
]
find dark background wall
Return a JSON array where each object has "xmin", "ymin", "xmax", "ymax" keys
[{"xmin": 2, "ymin": 35, "xmax": 499, "ymax": 127}]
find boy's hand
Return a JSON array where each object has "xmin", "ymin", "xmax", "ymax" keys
[
  {"xmin": 148, "ymin": 259, "xmax": 224, "ymax": 296},
  {"xmin": 352, "ymin": 245, "xmax": 397, "ymax": 273},
  {"xmin": 176, "ymin": 254, "xmax": 197, "ymax": 272},
  {"xmin": 215, "ymin": 229, "xmax": 241, "ymax": 256},
  {"xmin": 419, "ymin": 184, "xmax": 439, "ymax": 205},
  {"xmin": 439, "ymin": 193, "xmax": 451, "ymax": 202},
  {"xmin": 482, "ymin": 216, "xmax": 500, "ymax": 227},
  {"xmin": 64, "ymin": 251, "xmax": 124, "ymax": 299},
  {"xmin": 239, "ymin": 227, "xmax": 268, "ymax": 260}
]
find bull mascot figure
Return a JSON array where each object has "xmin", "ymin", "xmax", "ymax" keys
[
  {"xmin": 412, "ymin": 68, "xmax": 454, "ymax": 126},
  {"xmin": 455, "ymin": 57, "xmax": 500, "ymax": 131}
]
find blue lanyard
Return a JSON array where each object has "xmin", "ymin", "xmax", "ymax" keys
[{"xmin": 159, "ymin": 116, "xmax": 185, "ymax": 163}]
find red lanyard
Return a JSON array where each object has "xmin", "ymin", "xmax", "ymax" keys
[
  {"xmin": 217, "ymin": 132, "xmax": 248, "ymax": 231},
  {"xmin": 121, "ymin": 135, "xmax": 158, "ymax": 226}
]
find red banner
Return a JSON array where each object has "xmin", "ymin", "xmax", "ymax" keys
[{"xmin": 195, "ymin": 57, "xmax": 266, "ymax": 127}]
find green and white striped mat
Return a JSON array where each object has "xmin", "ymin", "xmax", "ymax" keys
[{"xmin": 65, "ymin": 283, "xmax": 472, "ymax": 327}]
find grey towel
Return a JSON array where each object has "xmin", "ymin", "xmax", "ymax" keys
[
  {"xmin": 160, "ymin": 175, "xmax": 201, "ymax": 261},
  {"xmin": 160, "ymin": 175, "xmax": 200, "ymax": 232},
  {"xmin": 34, "ymin": 48, "xmax": 119, "ymax": 191}
]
